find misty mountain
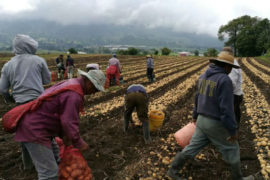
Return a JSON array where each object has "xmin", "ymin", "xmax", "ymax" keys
[{"xmin": 0, "ymin": 20, "xmax": 223, "ymax": 51}]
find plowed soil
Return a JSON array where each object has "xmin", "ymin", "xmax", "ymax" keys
[{"xmin": 0, "ymin": 56, "xmax": 263, "ymax": 180}]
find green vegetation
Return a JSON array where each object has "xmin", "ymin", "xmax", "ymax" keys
[
  {"xmin": 203, "ymin": 48, "xmax": 218, "ymax": 57},
  {"xmin": 117, "ymin": 47, "xmax": 139, "ymax": 55},
  {"xmin": 194, "ymin": 50, "xmax": 199, "ymax": 56},
  {"xmin": 218, "ymin": 15, "xmax": 270, "ymax": 57},
  {"xmin": 161, "ymin": 47, "xmax": 171, "ymax": 55},
  {"xmin": 257, "ymin": 49, "xmax": 270, "ymax": 64},
  {"xmin": 116, "ymin": 47, "xmax": 160, "ymax": 56},
  {"xmin": 68, "ymin": 48, "xmax": 78, "ymax": 54}
]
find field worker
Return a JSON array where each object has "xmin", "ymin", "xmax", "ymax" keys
[
  {"xmin": 224, "ymin": 47, "xmax": 244, "ymax": 128},
  {"xmin": 105, "ymin": 53, "xmax": 121, "ymax": 88},
  {"xmin": 56, "ymin": 54, "xmax": 66, "ymax": 80},
  {"xmin": 146, "ymin": 54, "xmax": 154, "ymax": 82},
  {"xmin": 0, "ymin": 34, "xmax": 51, "ymax": 105},
  {"xmin": 66, "ymin": 55, "xmax": 75, "ymax": 79},
  {"xmin": 11, "ymin": 69, "xmax": 105, "ymax": 180},
  {"xmin": 124, "ymin": 84, "xmax": 151, "ymax": 144},
  {"xmin": 167, "ymin": 51, "xmax": 254, "ymax": 180},
  {"xmin": 86, "ymin": 63, "xmax": 100, "ymax": 71}
]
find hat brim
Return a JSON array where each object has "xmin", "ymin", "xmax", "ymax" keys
[
  {"xmin": 209, "ymin": 59, "xmax": 240, "ymax": 69},
  {"xmin": 78, "ymin": 69, "xmax": 105, "ymax": 92}
]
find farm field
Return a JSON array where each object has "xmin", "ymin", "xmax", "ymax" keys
[{"xmin": 0, "ymin": 55, "xmax": 269, "ymax": 180}]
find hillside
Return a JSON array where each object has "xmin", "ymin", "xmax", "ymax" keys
[{"xmin": 0, "ymin": 20, "xmax": 223, "ymax": 51}]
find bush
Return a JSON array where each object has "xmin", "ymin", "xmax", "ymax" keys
[
  {"xmin": 127, "ymin": 47, "xmax": 138, "ymax": 55},
  {"xmin": 266, "ymin": 49, "xmax": 270, "ymax": 57},
  {"xmin": 68, "ymin": 48, "xmax": 78, "ymax": 54},
  {"xmin": 161, "ymin": 47, "xmax": 171, "ymax": 55},
  {"xmin": 204, "ymin": 48, "xmax": 218, "ymax": 57},
  {"xmin": 194, "ymin": 50, "xmax": 199, "ymax": 56}
]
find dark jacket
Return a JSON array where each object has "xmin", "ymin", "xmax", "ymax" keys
[
  {"xmin": 56, "ymin": 57, "xmax": 64, "ymax": 64},
  {"xmin": 66, "ymin": 56, "xmax": 74, "ymax": 67},
  {"xmin": 192, "ymin": 64, "xmax": 237, "ymax": 135}
]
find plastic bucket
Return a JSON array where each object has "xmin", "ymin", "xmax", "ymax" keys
[
  {"xmin": 51, "ymin": 72, "xmax": 57, "ymax": 81},
  {"xmin": 149, "ymin": 110, "xmax": 165, "ymax": 131},
  {"xmin": 174, "ymin": 122, "xmax": 196, "ymax": 149}
]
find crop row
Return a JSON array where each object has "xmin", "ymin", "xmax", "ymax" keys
[
  {"xmin": 47, "ymin": 56, "xmax": 145, "ymax": 71},
  {"xmin": 241, "ymin": 59, "xmax": 270, "ymax": 86},
  {"xmin": 242, "ymin": 70, "xmax": 270, "ymax": 179},
  {"xmin": 240, "ymin": 58, "xmax": 270, "ymax": 105},
  {"xmin": 85, "ymin": 59, "xmax": 205, "ymax": 105},
  {"xmin": 253, "ymin": 58, "xmax": 270, "ymax": 69},
  {"xmin": 247, "ymin": 58, "xmax": 270, "ymax": 75},
  {"xmin": 82, "ymin": 61, "xmax": 208, "ymax": 118},
  {"xmin": 44, "ymin": 56, "xmax": 184, "ymax": 89},
  {"xmin": 47, "ymin": 55, "xmax": 181, "ymax": 72}
]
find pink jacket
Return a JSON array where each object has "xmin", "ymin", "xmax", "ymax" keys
[{"xmin": 14, "ymin": 78, "xmax": 85, "ymax": 149}]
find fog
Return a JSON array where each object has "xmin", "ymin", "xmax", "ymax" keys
[{"xmin": 0, "ymin": 0, "xmax": 270, "ymax": 37}]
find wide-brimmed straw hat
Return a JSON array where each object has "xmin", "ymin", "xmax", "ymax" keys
[
  {"xmin": 209, "ymin": 51, "xmax": 240, "ymax": 69},
  {"xmin": 222, "ymin": 46, "xmax": 233, "ymax": 55},
  {"xmin": 146, "ymin": 54, "xmax": 152, "ymax": 58},
  {"xmin": 78, "ymin": 69, "xmax": 105, "ymax": 92}
]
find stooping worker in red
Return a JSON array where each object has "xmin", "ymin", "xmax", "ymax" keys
[
  {"xmin": 8, "ymin": 69, "xmax": 105, "ymax": 180},
  {"xmin": 105, "ymin": 53, "xmax": 121, "ymax": 88}
]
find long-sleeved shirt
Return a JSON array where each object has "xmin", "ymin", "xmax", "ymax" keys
[
  {"xmin": 66, "ymin": 56, "xmax": 74, "ymax": 67},
  {"xmin": 0, "ymin": 34, "xmax": 51, "ymax": 103},
  {"xmin": 127, "ymin": 84, "xmax": 147, "ymax": 96},
  {"xmin": 192, "ymin": 64, "xmax": 237, "ymax": 135},
  {"xmin": 147, "ymin": 58, "xmax": 154, "ymax": 69},
  {"xmin": 14, "ymin": 78, "xmax": 85, "ymax": 149},
  {"xmin": 228, "ymin": 60, "xmax": 243, "ymax": 96},
  {"xmin": 109, "ymin": 57, "xmax": 121, "ymax": 72}
]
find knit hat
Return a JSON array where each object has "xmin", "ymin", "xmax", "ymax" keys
[
  {"xmin": 209, "ymin": 51, "xmax": 240, "ymax": 69},
  {"xmin": 77, "ymin": 69, "xmax": 105, "ymax": 92}
]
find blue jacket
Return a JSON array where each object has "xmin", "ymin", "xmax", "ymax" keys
[
  {"xmin": 127, "ymin": 84, "xmax": 147, "ymax": 96},
  {"xmin": 147, "ymin": 58, "xmax": 154, "ymax": 69},
  {"xmin": 192, "ymin": 64, "xmax": 237, "ymax": 135}
]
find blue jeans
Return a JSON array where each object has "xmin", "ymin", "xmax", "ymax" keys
[
  {"xmin": 169, "ymin": 115, "xmax": 243, "ymax": 180},
  {"xmin": 21, "ymin": 140, "xmax": 59, "ymax": 180}
]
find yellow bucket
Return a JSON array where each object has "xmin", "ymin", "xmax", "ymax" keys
[{"xmin": 149, "ymin": 110, "xmax": 165, "ymax": 131}]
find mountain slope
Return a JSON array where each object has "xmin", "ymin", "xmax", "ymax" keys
[{"xmin": 0, "ymin": 20, "xmax": 223, "ymax": 51}]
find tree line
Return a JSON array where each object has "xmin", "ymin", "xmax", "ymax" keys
[{"xmin": 218, "ymin": 15, "xmax": 270, "ymax": 57}]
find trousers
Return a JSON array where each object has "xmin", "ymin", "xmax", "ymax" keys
[
  {"xmin": 21, "ymin": 139, "xmax": 59, "ymax": 180},
  {"xmin": 169, "ymin": 115, "xmax": 243, "ymax": 180}
]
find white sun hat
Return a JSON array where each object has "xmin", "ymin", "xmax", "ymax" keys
[
  {"xmin": 77, "ymin": 69, "xmax": 105, "ymax": 92},
  {"xmin": 86, "ymin": 63, "xmax": 99, "ymax": 70}
]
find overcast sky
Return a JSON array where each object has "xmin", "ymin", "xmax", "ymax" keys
[{"xmin": 0, "ymin": 0, "xmax": 269, "ymax": 37}]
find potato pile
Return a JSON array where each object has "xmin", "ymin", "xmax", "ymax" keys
[
  {"xmin": 58, "ymin": 147, "xmax": 92, "ymax": 180},
  {"xmin": 242, "ymin": 69, "xmax": 270, "ymax": 179}
]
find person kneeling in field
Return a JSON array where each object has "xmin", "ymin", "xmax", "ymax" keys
[
  {"xmin": 167, "ymin": 50, "xmax": 254, "ymax": 180},
  {"xmin": 124, "ymin": 84, "xmax": 151, "ymax": 144},
  {"xmin": 13, "ymin": 69, "xmax": 105, "ymax": 180}
]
